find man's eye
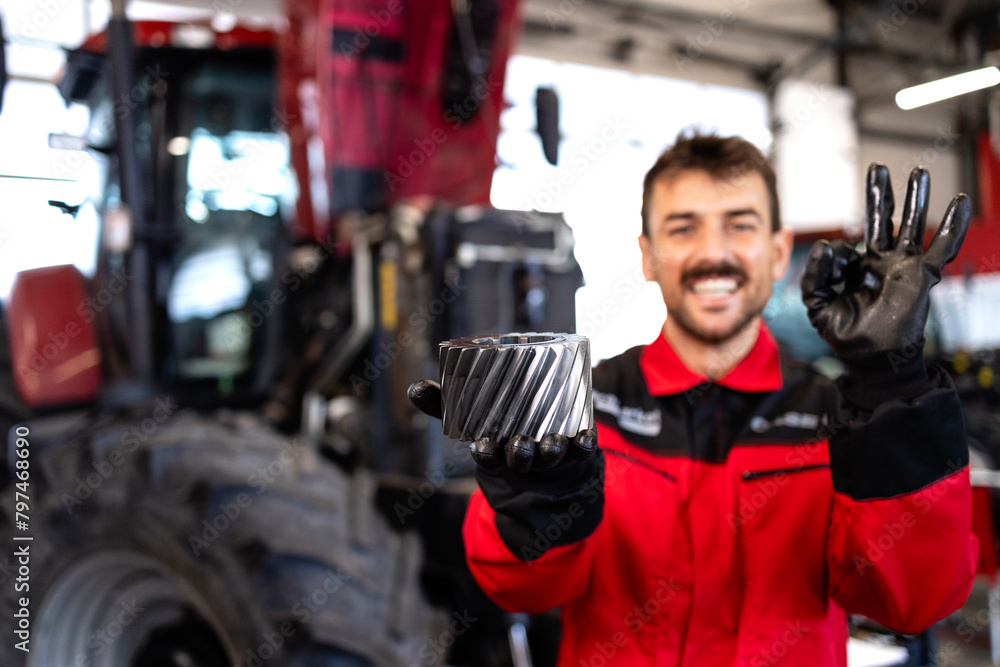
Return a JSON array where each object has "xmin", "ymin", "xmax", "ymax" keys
[
  {"xmin": 731, "ymin": 222, "xmax": 757, "ymax": 232},
  {"xmin": 668, "ymin": 226, "xmax": 693, "ymax": 236}
]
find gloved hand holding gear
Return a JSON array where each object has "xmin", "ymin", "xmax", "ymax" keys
[
  {"xmin": 407, "ymin": 379, "xmax": 597, "ymax": 473},
  {"xmin": 801, "ymin": 163, "xmax": 971, "ymax": 408},
  {"xmin": 411, "ymin": 334, "xmax": 604, "ymax": 562},
  {"xmin": 408, "ymin": 332, "xmax": 597, "ymax": 473}
]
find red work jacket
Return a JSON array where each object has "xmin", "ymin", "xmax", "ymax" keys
[{"xmin": 463, "ymin": 323, "xmax": 977, "ymax": 666}]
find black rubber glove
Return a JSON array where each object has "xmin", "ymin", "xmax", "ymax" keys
[
  {"xmin": 407, "ymin": 379, "xmax": 597, "ymax": 472},
  {"xmin": 801, "ymin": 163, "xmax": 970, "ymax": 409}
]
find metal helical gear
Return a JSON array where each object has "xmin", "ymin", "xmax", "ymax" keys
[{"xmin": 439, "ymin": 333, "xmax": 594, "ymax": 443}]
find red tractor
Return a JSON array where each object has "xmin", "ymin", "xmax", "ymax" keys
[{"xmin": 0, "ymin": 1, "xmax": 577, "ymax": 665}]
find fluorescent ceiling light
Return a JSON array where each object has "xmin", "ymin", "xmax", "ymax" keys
[{"xmin": 896, "ymin": 66, "xmax": 1000, "ymax": 110}]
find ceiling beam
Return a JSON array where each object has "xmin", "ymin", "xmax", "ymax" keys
[{"xmin": 580, "ymin": 0, "xmax": 831, "ymax": 45}]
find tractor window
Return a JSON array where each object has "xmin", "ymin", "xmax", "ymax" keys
[
  {"xmin": 183, "ymin": 128, "xmax": 290, "ymax": 223},
  {"xmin": 163, "ymin": 58, "xmax": 293, "ymax": 391}
]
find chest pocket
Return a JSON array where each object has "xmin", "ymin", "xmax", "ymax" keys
[{"xmin": 734, "ymin": 458, "xmax": 834, "ymax": 622}]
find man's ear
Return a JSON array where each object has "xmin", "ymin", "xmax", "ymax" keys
[
  {"xmin": 771, "ymin": 228, "xmax": 794, "ymax": 282},
  {"xmin": 638, "ymin": 233, "xmax": 657, "ymax": 281}
]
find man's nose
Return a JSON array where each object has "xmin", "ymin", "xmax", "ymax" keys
[{"xmin": 695, "ymin": 222, "xmax": 730, "ymax": 260}]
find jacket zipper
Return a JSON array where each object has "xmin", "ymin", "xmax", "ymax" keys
[{"xmin": 740, "ymin": 463, "xmax": 830, "ymax": 481}]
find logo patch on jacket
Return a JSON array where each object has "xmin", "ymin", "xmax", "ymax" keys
[
  {"xmin": 593, "ymin": 389, "xmax": 662, "ymax": 437},
  {"xmin": 749, "ymin": 411, "xmax": 820, "ymax": 434}
]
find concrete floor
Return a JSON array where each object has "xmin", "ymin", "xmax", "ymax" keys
[
  {"xmin": 931, "ymin": 578, "xmax": 997, "ymax": 667},
  {"xmin": 848, "ymin": 578, "xmax": 998, "ymax": 666}
]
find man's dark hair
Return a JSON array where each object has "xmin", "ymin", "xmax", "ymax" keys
[{"xmin": 640, "ymin": 131, "xmax": 781, "ymax": 236}]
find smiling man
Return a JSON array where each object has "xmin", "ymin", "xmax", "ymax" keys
[
  {"xmin": 411, "ymin": 132, "xmax": 978, "ymax": 666},
  {"xmin": 637, "ymin": 150, "xmax": 792, "ymax": 377}
]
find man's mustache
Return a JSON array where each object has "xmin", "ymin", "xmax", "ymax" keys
[{"xmin": 681, "ymin": 262, "xmax": 748, "ymax": 284}]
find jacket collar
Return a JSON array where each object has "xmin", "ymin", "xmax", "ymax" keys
[{"xmin": 639, "ymin": 320, "xmax": 783, "ymax": 395}]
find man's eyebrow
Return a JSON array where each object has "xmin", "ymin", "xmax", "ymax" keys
[
  {"xmin": 725, "ymin": 208, "xmax": 762, "ymax": 218},
  {"xmin": 664, "ymin": 212, "xmax": 696, "ymax": 221}
]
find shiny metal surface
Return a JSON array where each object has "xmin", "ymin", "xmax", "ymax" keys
[{"xmin": 439, "ymin": 333, "xmax": 594, "ymax": 442}]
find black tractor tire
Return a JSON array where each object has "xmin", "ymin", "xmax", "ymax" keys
[{"xmin": 0, "ymin": 405, "xmax": 448, "ymax": 667}]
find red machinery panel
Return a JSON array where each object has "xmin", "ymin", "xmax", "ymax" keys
[
  {"xmin": 6, "ymin": 265, "xmax": 102, "ymax": 408},
  {"xmin": 972, "ymin": 486, "xmax": 999, "ymax": 580},
  {"xmin": 280, "ymin": 0, "xmax": 329, "ymax": 242},
  {"xmin": 318, "ymin": 0, "xmax": 520, "ymax": 215},
  {"xmin": 944, "ymin": 131, "xmax": 1000, "ymax": 277}
]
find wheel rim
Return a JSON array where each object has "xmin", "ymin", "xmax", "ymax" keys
[{"xmin": 29, "ymin": 551, "xmax": 233, "ymax": 667}]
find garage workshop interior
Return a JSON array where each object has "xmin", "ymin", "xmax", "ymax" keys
[{"xmin": 2, "ymin": 0, "xmax": 1000, "ymax": 666}]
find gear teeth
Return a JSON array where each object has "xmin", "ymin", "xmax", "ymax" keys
[{"xmin": 438, "ymin": 333, "xmax": 594, "ymax": 443}]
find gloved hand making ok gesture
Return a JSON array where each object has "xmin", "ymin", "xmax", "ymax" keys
[{"xmin": 801, "ymin": 163, "xmax": 971, "ymax": 408}]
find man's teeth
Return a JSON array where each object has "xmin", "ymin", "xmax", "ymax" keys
[{"xmin": 691, "ymin": 277, "xmax": 738, "ymax": 295}]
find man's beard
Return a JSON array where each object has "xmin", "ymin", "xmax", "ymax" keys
[
  {"xmin": 666, "ymin": 260, "xmax": 761, "ymax": 344},
  {"xmin": 667, "ymin": 303, "xmax": 760, "ymax": 344}
]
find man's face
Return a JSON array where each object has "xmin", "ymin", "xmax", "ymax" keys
[{"xmin": 638, "ymin": 169, "xmax": 793, "ymax": 344}]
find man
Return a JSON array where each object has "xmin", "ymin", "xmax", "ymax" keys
[{"xmin": 409, "ymin": 133, "xmax": 977, "ymax": 666}]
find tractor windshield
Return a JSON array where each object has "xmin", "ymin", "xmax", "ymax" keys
[{"xmin": 159, "ymin": 54, "xmax": 293, "ymax": 394}]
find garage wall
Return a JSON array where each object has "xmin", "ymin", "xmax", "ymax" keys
[{"xmin": 858, "ymin": 135, "xmax": 963, "ymax": 227}]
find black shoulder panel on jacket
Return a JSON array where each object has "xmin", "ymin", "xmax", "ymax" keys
[
  {"xmin": 827, "ymin": 364, "xmax": 968, "ymax": 500},
  {"xmin": 592, "ymin": 345, "xmax": 646, "ymax": 404},
  {"xmin": 592, "ymin": 346, "xmax": 837, "ymax": 462}
]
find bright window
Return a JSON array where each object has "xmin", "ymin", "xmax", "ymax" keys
[
  {"xmin": 0, "ymin": 80, "xmax": 98, "ymax": 301},
  {"xmin": 491, "ymin": 55, "xmax": 770, "ymax": 362}
]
